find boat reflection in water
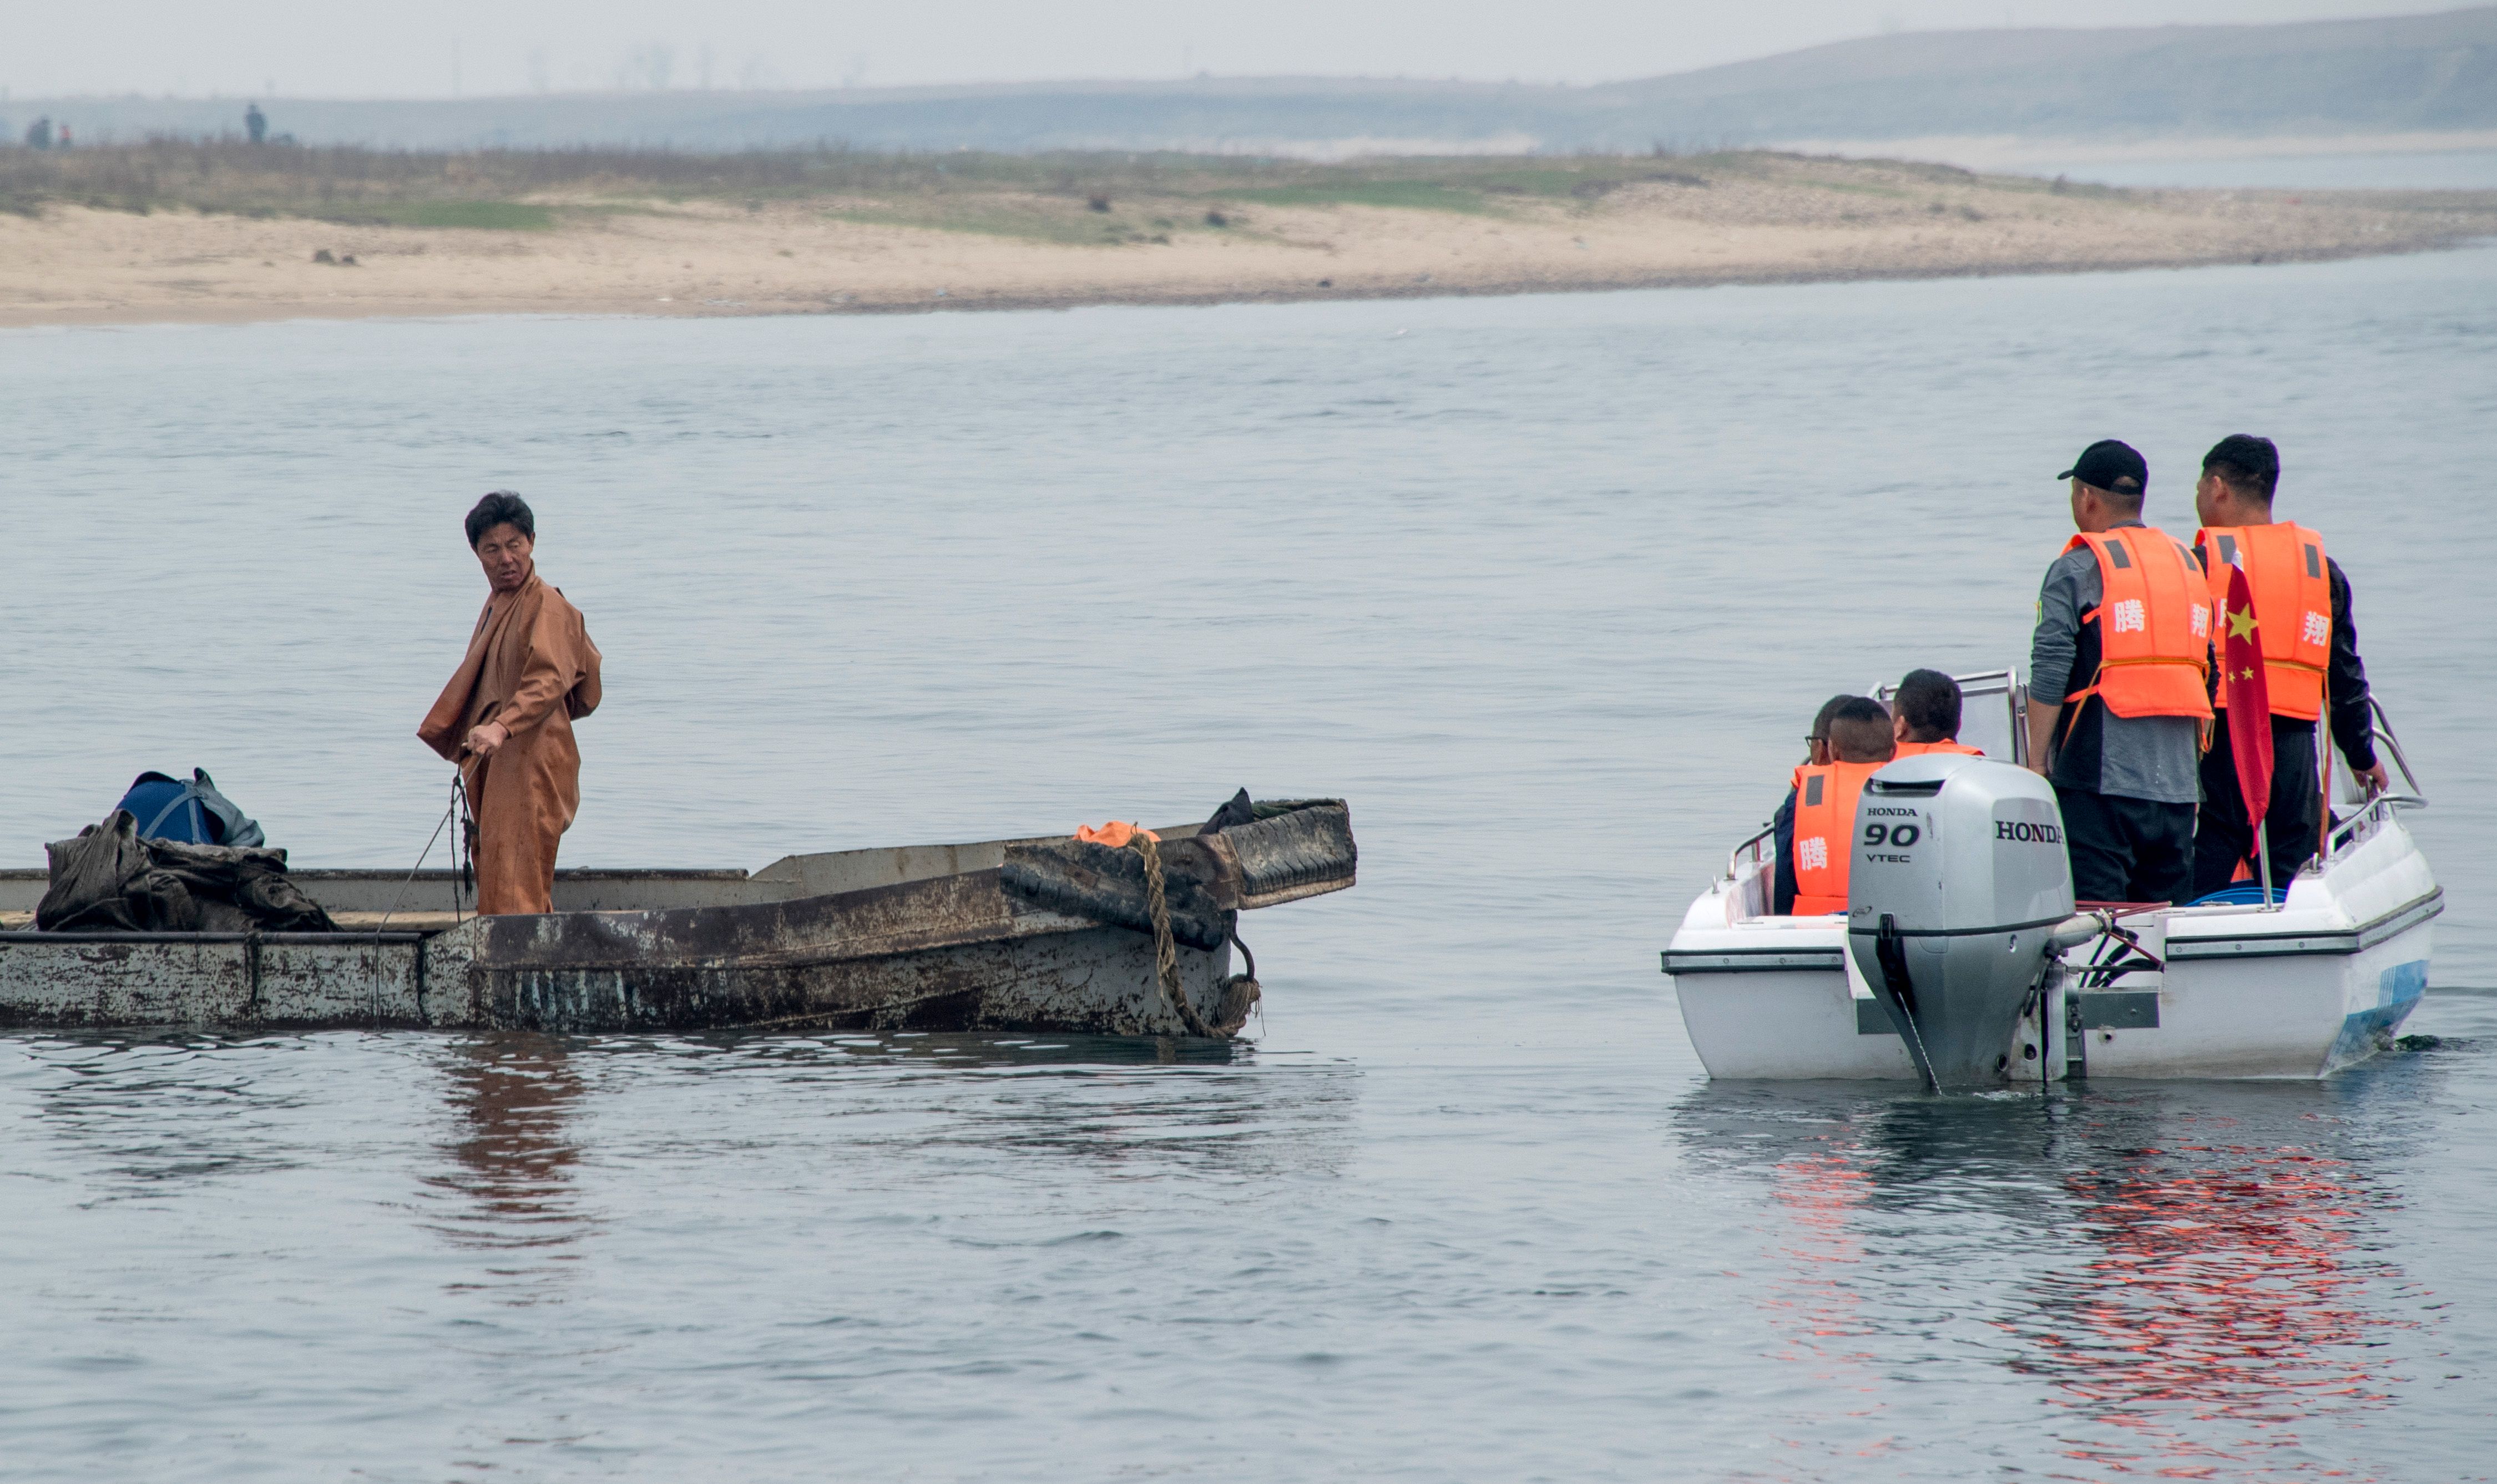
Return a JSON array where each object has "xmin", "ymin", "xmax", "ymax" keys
[
  {"xmin": 1676, "ymin": 1077, "xmax": 2424, "ymax": 1475},
  {"xmin": 1757, "ymin": 1138, "xmax": 1883, "ymax": 1447},
  {"xmin": 596, "ymin": 1027, "xmax": 1352, "ymax": 1182},
  {"xmin": 423, "ymin": 1034, "xmax": 596, "ymax": 1304},
  {"xmin": 416, "ymin": 1029, "xmax": 1351, "ymax": 1259},
  {"xmin": 2005, "ymin": 1109, "xmax": 2409, "ymax": 1476}
]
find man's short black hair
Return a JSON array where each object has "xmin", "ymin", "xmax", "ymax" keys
[
  {"xmin": 1808, "ymin": 693, "xmax": 1853, "ymax": 742},
  {"xmin": 1894, "ymin": 668, "xmax": 1963, "ymax": 743},
  {"xmin": 464, "ymin": 490, "xmax": 535, "ymax": 549},
  {"xmin": 2202, "ymin": 434, "xmax": 2279, "ymax": 502},
  {"xmin": 1827, "ymin": 696, "xmax": 1897, "ymax": 764}
]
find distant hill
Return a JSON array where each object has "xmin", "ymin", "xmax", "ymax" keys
[
  {"xmin": 1588, "ymin": 5, "xmax": 2497, "ymax": 143},
  {"xmin": 9, "ymin": 6, "xmax": 2493, "ymax": 156}
]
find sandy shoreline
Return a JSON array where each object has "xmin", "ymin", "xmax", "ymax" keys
[{"xmin": 6, "ymin": 160, "xmax": 2493, "ymax": 330}]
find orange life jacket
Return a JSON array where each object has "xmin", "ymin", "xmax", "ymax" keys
[
  {"xmin": 1074, "ymin": 821, "xmax": 1159, "ymax": 847},
  {"xmin": 1891, "ymin": 738, "xmax": 1983, "ymax": 759},
  {"xmin": 1789, "ymin": 759, "xmax": 1886, "ymax": 916},
  {"xmin": 2195, "ymin": 522, "xmax": 2332, "ymax": 722},
  {"xmin": 2061, "ymin": 527, "xmax": 2213, "ymax": 722}
]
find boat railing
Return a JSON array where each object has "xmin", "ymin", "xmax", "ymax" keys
[
  {"xmin": 1726, "ymin": 822, "xmax": 1776, "ymax": 882},
  {"xmin": 2368, "ymin": 696, "xmax": 2427, "ymax": 803},
  {"xmin": 2317, "ymin": 698, "xmax": 2428, "ymax": 864},
  {"xmin": 2323, "ymin": 792, "xmax": 2427, "ymax": 859},
  {"xmin": 1872, "ymin": 666, "xmax": 2028, "ymax": 767}
]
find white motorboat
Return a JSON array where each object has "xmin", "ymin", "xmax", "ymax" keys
[{"xmin": 1662, "ymin": 671, "xmax": 2439, "ymax": 1083}]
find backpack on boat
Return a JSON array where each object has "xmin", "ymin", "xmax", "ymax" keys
[
  {"xmin": 113, "ymin": 769, "xmax": 266, "ymax": 848},
  {"xmin": 36, "ymin": 811, "xmax": 334, "ymax": 934}
]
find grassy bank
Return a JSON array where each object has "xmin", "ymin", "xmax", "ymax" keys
[
  {"xmin": 0, "ymin": 138, "xmax": 2088, "ymax": 237},
  {"xmin": 7, "ymin": 139, "xmax": 2490, "ymax": 330}
]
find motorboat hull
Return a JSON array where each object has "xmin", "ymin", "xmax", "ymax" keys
[{"xmin": 1666, "ymin": 813, "xmax": 2437, "ymax": 1083}]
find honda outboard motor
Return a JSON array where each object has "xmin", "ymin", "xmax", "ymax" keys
[{"xmin": 1845, "ymin": 754, "xmax": 2075, "ymax": 1091}]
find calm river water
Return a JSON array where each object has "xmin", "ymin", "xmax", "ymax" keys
[{"xmin": 4, "ymin": 246, "xmax": 2494, "ymax": 1481}]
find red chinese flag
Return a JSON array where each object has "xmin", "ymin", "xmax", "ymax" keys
[{"xmin": 2220, "ymin": 563, "xmax": 2273, "ymax": 837}]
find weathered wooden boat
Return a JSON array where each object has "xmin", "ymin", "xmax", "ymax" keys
[{"xmin": 0, "ymin": 799, "xmax": 1356, "ymax": 1037}]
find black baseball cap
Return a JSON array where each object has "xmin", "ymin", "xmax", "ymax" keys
[{"xmin": 2059, "ymin": 439, "xmax": 2147, "ymax": 491}]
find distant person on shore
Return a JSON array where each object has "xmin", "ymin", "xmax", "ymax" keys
[
  {"xmin": 1889, "ymin": 669, "xmax": 1983, "ymax": 758},
  {"xmin": 246, "ymin": 103, "xmax": 267, "ymax": 144},
  {"xmin": 2027, "ymin": 439, "xmax": 2210, "ymax": 904},
  {"xmin": 418, "ymin": 492, "xmax": 603, "ymax": 915},
  {"xmin": 57, "ymin": 124, "xmax": 72, "ymax": 148},
  {"xmin": 1773, "ymin": 696, "xmax": 1896, "ymax": 916},
  {"xmin": 2189, "ymin": 434, "xmax": 2387, "ymax": 896},
  {"xmin": 24, "ymin": 117, "xmax": 52, "ymax": 150}
]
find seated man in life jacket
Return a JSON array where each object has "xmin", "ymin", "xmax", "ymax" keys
[
  {"xmin": 1773, "ymin": 696, "xmax": 1897, "ymax": 916},
  {"xmin": 1889, "ymin": 668, "xmax": 1984, "ymax": 758}
]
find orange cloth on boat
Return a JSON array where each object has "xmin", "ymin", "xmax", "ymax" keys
[
  {"xmin": 2195, "ymin": 521, "xmax": 2333, "ymax": 721},
  {"xmin": 1788, "ymin": 759, "xmax": 1886, "ymax": 916},
  {"xmin": 1075, "ymin": 821, "xmax": 1160, "ymax": 848},
  {"xmin": 2059, "ymin": 528, "xmax": 2213, "ymax": 721},
  {"xmin": 417, "ymin": 570, "xmax": 602, "ymax": 916},
  {"xmin": 1891, "ymin": 739, "xmax": 1984, "ymax": 758}
]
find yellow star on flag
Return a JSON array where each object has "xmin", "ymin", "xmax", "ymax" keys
[
  {"xmin": 2227, "ymin": 604, "xmax": 2260, "ymax": 641},
  {"xmin": 2240, "ymin": 666, "xmax": 2256, "ymax": 681}
]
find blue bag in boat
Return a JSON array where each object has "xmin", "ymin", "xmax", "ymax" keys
[{"xmin": 113, "ymin": 769, "xmax": 266, "ymax": 848}]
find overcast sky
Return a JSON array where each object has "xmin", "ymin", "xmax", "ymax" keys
[{"xmin": 2, "ymin": 0, "xmax": 2451, "ymax": 99}]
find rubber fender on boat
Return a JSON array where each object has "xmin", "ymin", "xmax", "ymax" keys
[
  {"xmin": 999, "ymin": 838, "xmax": 1231, "ymax": 951},
  {"xmin": 1216, "ymin": 799, "xmax": 1358, "ymax": 910}
]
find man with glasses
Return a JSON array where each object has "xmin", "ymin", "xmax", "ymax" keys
[{"xmin": 1772, "ymin": 696, "xmax": 1897, "ymax": 916}]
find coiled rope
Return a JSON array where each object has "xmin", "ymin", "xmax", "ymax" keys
[{"xmin": 1128, "ymin": 832, "xmax": 1216, "ymax": 1039}]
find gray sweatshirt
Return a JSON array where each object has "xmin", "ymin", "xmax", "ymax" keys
[{"xmin": 2029, "ymin": 523, "xmax": 2204, "ymax": 804}]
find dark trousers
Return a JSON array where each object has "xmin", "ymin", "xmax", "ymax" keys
[
  {"xmin": 2194, "ymin": 713, "xmax": 2324, "ymax": 900},
  {"xmin": 2055, "ymin": 785, "xmax": 2196, "ymax": 905}
]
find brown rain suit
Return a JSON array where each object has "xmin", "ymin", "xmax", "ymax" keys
[{"xmin": 417, "ymin": 571, "xmax": 603, "ymax": 915}]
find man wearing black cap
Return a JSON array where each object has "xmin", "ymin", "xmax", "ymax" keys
[
  {"xmin": 2027, "ymin": 439, "xmax": 2213, "ymax": 904},
  {"xmin": 2190, "ymin": 434, "xmax": 2388, "ymax": 896}
]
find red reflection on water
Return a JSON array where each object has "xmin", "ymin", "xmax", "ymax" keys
[
  {"xmin": 1755, "ymin": 1146, "xmax": 1902, "ymax": 1469},
  {"xmin": 2015, "ymin": 1142, "xmax": 2409, "ymax": 1477},
  {"xmin": 1765, "ymin": 1149, "xmax": 1877, "ymax": 1361}
]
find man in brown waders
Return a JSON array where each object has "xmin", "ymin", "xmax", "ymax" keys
[{"xmin": 418, "ymin": 492, "xmax": 603, "ymax": 915}]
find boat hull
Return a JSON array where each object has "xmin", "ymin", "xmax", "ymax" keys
[
  {"xmin": 0, "ymin": 810, "xmax": 1353, "ymax": 1038},
  {"xmin": 468, "ymin": 869, "xmax": 1248, "ymax": 1036},
  {"xmin": 1665, "ymin": 815, "xmax": 2438, "ymax": 1083},
  {"xmin": 1673, "ymin": 961, "xmax": 1920, "ymax": 1080},
  {"xmin": 0, "ymin": 929, "xmax": 451, "ymax": 1031},
  {"xmin": 0, "ymin": 905, "xmax": 1246, "ymax": 1037}
]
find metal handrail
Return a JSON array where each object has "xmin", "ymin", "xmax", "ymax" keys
[
  {"xmin": 1871, "ymin": 666, "xmax": 2029, "ymax": 767},
  {"xmin": 2369, "ymin": 696, "xmax": 2426, "ymax": 803},
  {"xmin": 1726, "ymin": 822, "xmax": 1777, "ymax": 881},
  {"xmin": 2324, "ymin": 792, "xmax": 2427, "ymax": 855},
  {"xmin": 2314, "ymin": 700, "xmax": 2425, "ymax": 866}
]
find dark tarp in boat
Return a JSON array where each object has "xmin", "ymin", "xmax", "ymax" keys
[{"xmin": 37, "ymin": 811, "xmax": 336, "ymax": 933}]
